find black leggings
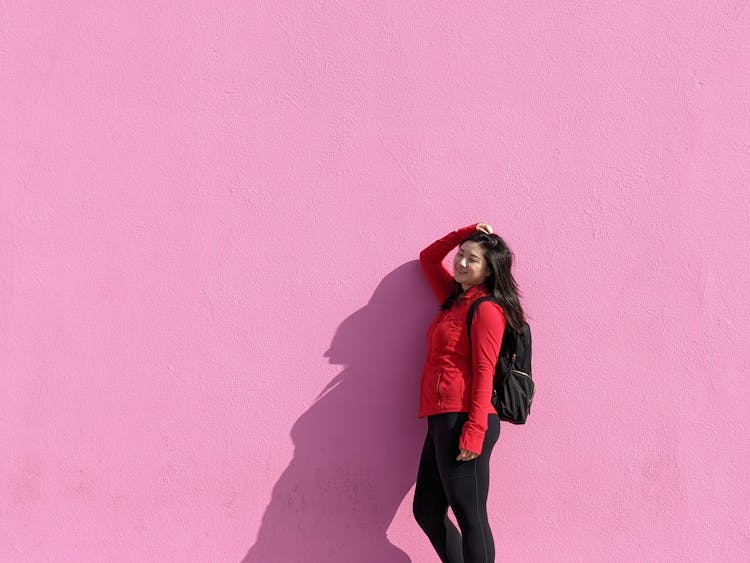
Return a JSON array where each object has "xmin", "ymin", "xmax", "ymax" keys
[{"xmin": 413, "ymin": 412, "xmax": 501, "ymax": 563}]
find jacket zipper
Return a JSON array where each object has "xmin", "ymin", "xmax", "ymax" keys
[
  {"xmin": 436, "ymin": 371, "xmax": 442, "ymax": 408},
  {"xmin": 433, "ymin": 309, "xmax": 450, "ymax": 410}
]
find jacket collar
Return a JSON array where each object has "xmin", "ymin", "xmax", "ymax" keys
[{"xmin": 459, "ymin": 284, "xmax": 489, "ymax": 302}]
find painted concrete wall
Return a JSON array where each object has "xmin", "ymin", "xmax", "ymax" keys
[{"xmin": 2, "ymin": 3, "xmax": 749, "ymax": 562}]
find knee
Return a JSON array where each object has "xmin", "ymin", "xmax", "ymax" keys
[{"xmin": 449, "ymin": 496, "xmax": 488, "ymax": 533}]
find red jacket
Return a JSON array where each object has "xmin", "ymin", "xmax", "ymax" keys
[{"xmin": 418, "ymin": 224, "xmax": 506, "ymax": 454}]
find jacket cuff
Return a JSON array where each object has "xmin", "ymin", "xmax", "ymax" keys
[
  {"xmin": 458, "ymin": 224, "xmax": 480, "ymax": 240},
  {"xmin": 459, "ymin": 429, "xmax": 485, "ymax": 456}
]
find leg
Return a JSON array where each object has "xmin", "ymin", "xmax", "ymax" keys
[
  {"xmin": 433, "ymin": 413, "xmax": 501, "ymax": 563},
  {"xmin": 413, "ymin": 429, "xmax": 463, "ymax": 562}
]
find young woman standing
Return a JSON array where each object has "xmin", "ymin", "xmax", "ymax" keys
[{"xmin": 413, "ymin": 222, "xmax": 526, "ymax": 563}]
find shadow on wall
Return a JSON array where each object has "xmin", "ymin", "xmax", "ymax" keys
[{"xmin": 243, "ymin": 262, "xmax": 437, "ymax": 563}]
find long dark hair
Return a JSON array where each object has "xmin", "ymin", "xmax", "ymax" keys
[{"xmin": 442, "ymin": 232, "xmax": 526, "ymax": 332}]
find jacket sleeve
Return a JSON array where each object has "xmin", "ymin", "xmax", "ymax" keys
[
  {"xmin": 419, "ymin": 224, "xmax": 479, "ymax": 303},
  {"xmin": 460, "ymin": 301, "xmax": 505, "ymax": 454}
]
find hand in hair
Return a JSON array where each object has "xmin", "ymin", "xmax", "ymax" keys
[{"xmin": 476, "ymin": 223, "xmax": 494, "ymax": 235}]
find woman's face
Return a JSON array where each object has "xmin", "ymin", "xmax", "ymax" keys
[{"xmin": 453, "ymin": 241, "xmax": 490, "ymax": 291}]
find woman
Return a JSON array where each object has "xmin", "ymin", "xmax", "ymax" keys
[{"xmin": 413, "ymin": 222, "xmax": 526, "ymax": 563}]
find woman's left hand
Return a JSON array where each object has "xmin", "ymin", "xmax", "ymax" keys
[
  {"xmin": 456, "ymin": 449, "xmax": 480, "ymax": 461},
  {"xmin": 476, "ymin": 223, "xmax": 494, "ymax": 235}
]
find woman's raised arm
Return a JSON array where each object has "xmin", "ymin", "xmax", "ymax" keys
[{"xmin": 419, "ymin": 224, "xmax": 482, "ymax": 302}]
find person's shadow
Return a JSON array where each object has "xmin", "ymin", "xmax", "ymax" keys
[{"xmin": 243, "ymin": 262, "xmax": 437, "ymax": 562}]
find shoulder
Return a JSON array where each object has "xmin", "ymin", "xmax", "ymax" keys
[{"xmin": 471, "ymin": 298, "xmax": 505, "ymax": 327}]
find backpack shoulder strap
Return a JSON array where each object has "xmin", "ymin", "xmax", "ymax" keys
[{"xmin": 466, "ymin": 296, "xmax": 497, "ymax": 342}]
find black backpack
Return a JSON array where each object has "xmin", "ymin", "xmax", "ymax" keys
[{"xmin": 467, "ymin": 297, "xmax": 535, "ymax": 424}]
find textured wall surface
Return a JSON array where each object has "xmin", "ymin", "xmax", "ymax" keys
[{"xmin": 2, "ymin": 3, "xmax": 749, "ymax": 562}]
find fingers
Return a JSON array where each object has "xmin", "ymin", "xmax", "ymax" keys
[
  {"xmin": 456, "ymin": 449, "xmax": 480, "ymax": 462},
  {"xmin": 476, "ymin": 223, "xmax": 494, "ymax": 235}
]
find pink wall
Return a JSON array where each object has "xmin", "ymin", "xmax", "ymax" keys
[{"xmin": 2, "ymin": 3, "xmax": 749, "ymax": 561}]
